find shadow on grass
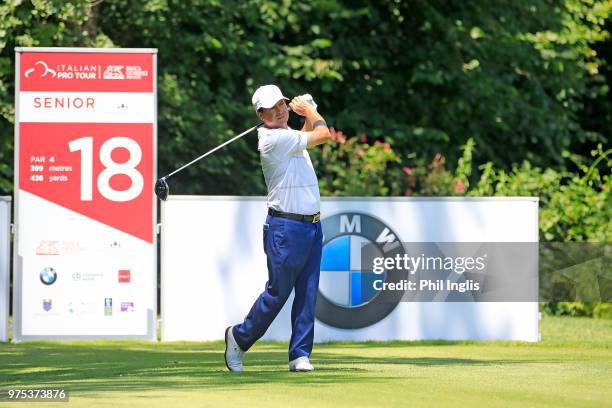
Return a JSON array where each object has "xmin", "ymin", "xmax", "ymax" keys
[{"xmin": 0, "ymin": 341, "xmax": 542, "ymax": 394}]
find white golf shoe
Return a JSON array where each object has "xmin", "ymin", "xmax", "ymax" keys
[
  {"xmin": 289, "ymin": 356, "xmax": 314, "ymax": 372},
  {"xmin": 224, "ymin": 326, "xmax": 244, "ymax": 372}
]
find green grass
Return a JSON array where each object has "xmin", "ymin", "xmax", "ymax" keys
[{"xmin": 0, "ymin": 316, "xmax": 611, "ymax": 407}]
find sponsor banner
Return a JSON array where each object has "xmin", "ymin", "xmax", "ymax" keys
[
  {"xmin": 161, "ymin": 197, "xmax": 540, "ymax": 342},
  {"xmin": 19, "ymin": 52, "xmax": 153, "ymax": 92},
  {"xmin": 19, "ymin": 92, "xmax": 155, "ymax": 123},
  {"xmin": 18, "ymin": 192, "xmax": 151, "ymax": 336},
  {"xmin": 14, "ymin": 48, "xmax": 156, "ymax": 340}
]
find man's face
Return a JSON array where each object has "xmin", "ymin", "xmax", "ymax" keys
[{"xmin": 257, "ymin": 99, "xmax": 289, "ymax": 129}]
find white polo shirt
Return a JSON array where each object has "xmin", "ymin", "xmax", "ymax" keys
[{"xmin": 258, "ymin": 126, "xmax": 320, "ymax": 215}]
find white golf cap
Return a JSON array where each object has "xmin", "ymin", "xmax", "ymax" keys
[{"xmin": 252, "ymin": 85, "xmax": 288, "ymax": 112}]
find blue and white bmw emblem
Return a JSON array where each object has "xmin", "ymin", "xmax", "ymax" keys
[
  {"xmin": 316, "ymin": 212, "xmax": 407, "ymax": 329},
  {"xmin": 39, "ymin": 267, "xmax": 57, "ymax": 285}
]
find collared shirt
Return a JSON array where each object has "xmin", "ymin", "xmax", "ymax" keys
[{"xmin": 258, "ymin": 126, "xmax": 320, "ymax": 215}]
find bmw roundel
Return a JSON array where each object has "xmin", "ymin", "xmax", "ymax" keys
[
  {"xmin": 316, "ymin": 212, "xmax": 407, "ymax": 329},
  {"xmin": 39, "ymin": 267, "xmax": 57, "ymax": 285}
]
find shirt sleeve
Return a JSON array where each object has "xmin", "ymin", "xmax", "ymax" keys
[{"xmin": 270, "ymin": 129, "xmax": 308, "ymax": 158}]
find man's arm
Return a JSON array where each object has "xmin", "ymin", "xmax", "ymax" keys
[
  {"xmin": 301, "ymin": 116, "xmax": 313, "ymax": 132},
  {"xmin": 289, "ymin": 96, "xmax": 331, "ymax": 148},
  {"xmin": 305, "ymin": 118, "xmax": 331, "ymax": 148}
]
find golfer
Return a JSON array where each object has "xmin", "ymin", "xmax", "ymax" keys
[{"xmin": 224, "ymin": 85, "xmax": 332, "ymax": 372}]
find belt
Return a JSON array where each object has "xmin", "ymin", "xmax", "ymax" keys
[{"xmin": 268, "ymin": 208, "xmax": 320, "ymax": 223}]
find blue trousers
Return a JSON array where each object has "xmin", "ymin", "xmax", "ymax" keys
[{"xmin": 233, "ymin": 214, "xmax": 323, "ymax": 361}]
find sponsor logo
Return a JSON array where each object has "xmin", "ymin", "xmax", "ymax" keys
[
  {"xmin": 104, "ymin": 298, "xmax": 113, "ymax": 316},
  {"xmin": 24, "ymin": 61, "xmax": 57, "ymax": 78},
  {"xmin": 103, "ymin": 65, "xmax": 125, "ymax": 79},
  {"xmin": 316, "ymin": 213, "xmax": 407, "ymax": 329},
  {"xmin": 54, "ymin": 63, "xmax": 99, "ymax": 79},
  {"xmin": 36, "ymin": 240, "xmax": 60, "ymax": 255},
  {"xmin": 102, "ymin": 65, "xmax": 148, "ymax": 80},
  {"xmin": 26, "ymin": 62, "xmax": 100, "ymax": 80},
  {"xmin": 100, "ymin": 240, "xmax": 136, "ymax": 255},
  {"xmin": 40, "ymin": 267, "xmax": 58, "ymax": 285},
  {"xmin": 72, "ymin": 271, "xmax": 103, "ymax": 282},
  {"xmin": 125, "ymin": 65, "xmax": 149, "ymax": 79},
  {"xmin": 36, "ymin": 240, "xmax": 86, "ymax": 255},
  {"xmin": 67, "ymin": 300, "xmax": 95, "ymax": 315},
  {"xmin": 42, "ymin": 298, "xmax": 53, "ymax": 312},
  {"xmin": 68, "ymin": 301, "xmax": 82, "ymax": 314},
  {"xmin": 61, "ymin": 240, "xmax": 87, "ymax": 254},
  {"xmin": 120, "ymin": 302, "xmax": 134, "ymax": 312},
  {"xmin": 23, "ymin": 59, "xmax": 149, "ymax": 83},
  {"xmin": 118, "ymin": 269, "xmax": 131, "ymax": 283}
]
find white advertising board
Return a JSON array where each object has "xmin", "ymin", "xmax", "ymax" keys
[
  {"xmin": 0, "ymin": 196, "xmax": 10, "ymax": 341},
  {"xmin": 161, "ymin": 196, "xmax": 539, "ymax": 342},
  {"xmin": 13, "ymin": 48, "xmax": 157, "ymax": 340}
]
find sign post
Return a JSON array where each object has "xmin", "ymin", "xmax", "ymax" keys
[
  {"xmin": 0, "ymin": 196, "xmax": 10, "ymax": 342},
  {"xmin": 13, "ymin": 48, "xmax": 157, "ymax": 340}
]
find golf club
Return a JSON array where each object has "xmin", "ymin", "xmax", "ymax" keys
[
  {"xmin": 155, "ymin": 122, "xmax": 264, "ymax": 200},
  {"xmin": 155, "ymin": 95, "xmax": 316, "ymax": 201}
]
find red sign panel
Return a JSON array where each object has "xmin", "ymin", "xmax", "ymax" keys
[
  {"xmin": 20, "ymin": 52, "xmax": 153, "ymax": 92},
  {"xmin": 19, "ymin": 122, "xmax": 153, "ymax": 243}
]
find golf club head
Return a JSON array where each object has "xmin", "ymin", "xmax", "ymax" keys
[{"xmin": 155, "ymin": 177, "xmax": 169, "ymax": 201}]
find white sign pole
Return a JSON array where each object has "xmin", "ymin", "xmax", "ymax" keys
[{"xmin": 0, "ymin": 196, "xmax": 11, "ymax": 342}]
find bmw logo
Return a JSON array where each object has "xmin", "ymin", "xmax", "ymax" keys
[
  {"xmin": 39, "ymin": 267, "xmax": 57, "ymax": 285},
  {"xmin": 316, "ymin": 212, "xmax": 408, "ymax": 329}
]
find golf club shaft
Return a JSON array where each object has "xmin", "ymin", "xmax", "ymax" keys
[{"xmin": 163, "ymin": 122, "xmax": 263, "ymax": 180}]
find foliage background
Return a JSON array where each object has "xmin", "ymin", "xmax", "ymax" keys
[
  {"xmin": 0, "ymin": 1, "xmax": 610, "ymax": 316},
  {"xmin": 1, "ymin": 0, "xmax": 611, "ymax": 196}
]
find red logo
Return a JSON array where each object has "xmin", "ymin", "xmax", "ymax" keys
[{"xmin": 118, "ymin": 269, "xmax": 131, "ymax": 283}]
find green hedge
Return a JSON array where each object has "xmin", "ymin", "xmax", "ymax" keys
[{"xmin": 314, "ymin": 133, "xmax": 610, "ymax": 244}]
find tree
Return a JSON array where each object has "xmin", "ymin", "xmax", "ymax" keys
[
  {"xmin": 1, "ymin": 0, "xmax": 611, "ymax": 196},
  {"xmin": 265, "ymin": 0, "xmax": 611, "ymax": 167},
  {"xmin": 0, "ymin": 0, "xmax": 102, "ymax": 195}
]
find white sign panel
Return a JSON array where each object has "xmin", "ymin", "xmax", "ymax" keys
[
  {"xmin": 161, "ymin": 196, "xmax": 539, "ymax": 342},
  {"xmin": 0, "ymin": 197, "xmax": 10, "ymax": 342},
  {"xmin": 13, "ymin": 48, "xmax": 157, "ymax": 340}
]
